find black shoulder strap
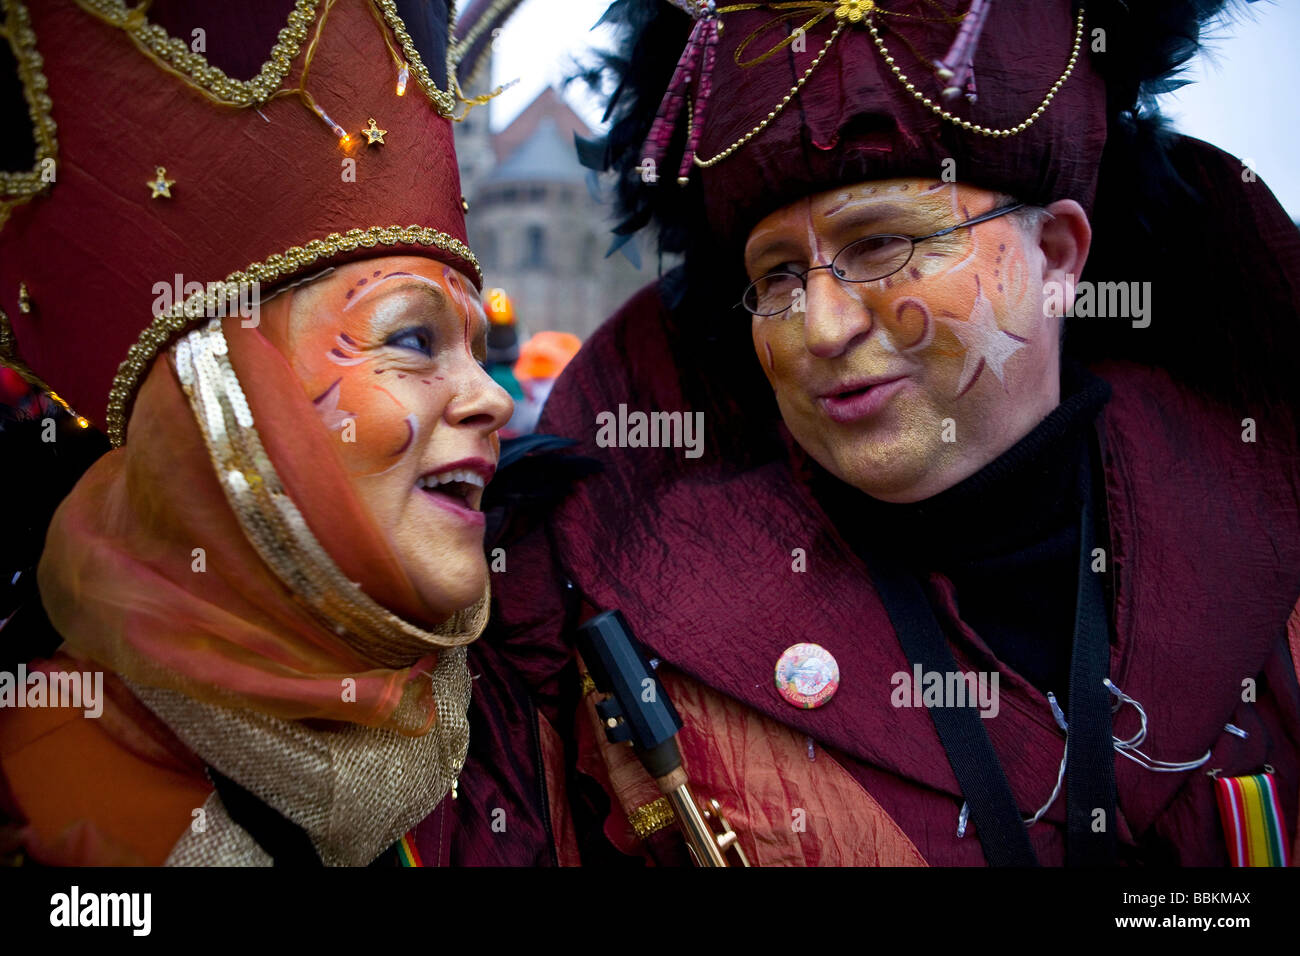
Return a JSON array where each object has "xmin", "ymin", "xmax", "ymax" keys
[
  {"xmin": 1064, "ymin": 443, "xmax": 1119, "ymax": 865},
  {"xmin": 863, "ymin": 555, "xmax": 1040, "ymax": 867},
  {"xmin": 207, "ymin": 768, "xmax": 323, "ymax": 867},
  {"xmin": 861, "ymin": 445, "xmax": 1118, "ymax": 867}
]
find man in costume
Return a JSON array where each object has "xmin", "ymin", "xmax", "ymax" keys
[
  {"xmin": 0, "ymin": 0, "xmax": 516, "ymax": 866},
  {"xmin": 459, "ymin": 0, "xmax": 1300, "ymax": 866}
]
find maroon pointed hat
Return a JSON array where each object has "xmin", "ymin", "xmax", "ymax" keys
[
  {"xmin": 640, "ymin": 0, "xmax": 1106, "ymax": 252},
  {"xmin": 0, "ymin": 0, "xmax": 483, "ymax": 445}
]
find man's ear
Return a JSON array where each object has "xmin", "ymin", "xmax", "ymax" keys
[{"xmin": 1038, "ymin": 199, "xmax": 1091, "ymax": 315}]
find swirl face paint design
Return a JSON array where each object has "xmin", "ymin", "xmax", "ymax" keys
[
  {"xmin": 746, "ymin": 179, "xmax": 1063, "ymax": 503},
  {"xmin": 273, "ymin": 264, "xmax": 496, "ymax": 479},
  {"xmin": 259, "ymin": 255, "xmax": 513, "ymax": 618}
]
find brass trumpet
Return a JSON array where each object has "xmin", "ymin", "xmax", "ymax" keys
[{"xmin": 658, "ymin": 768, "xmax": 750, "ymax": 867}]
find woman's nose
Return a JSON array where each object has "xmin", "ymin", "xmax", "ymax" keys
[
  {"xmin": 444, "ymin": 364, "xmax": 515, "ymax": 432},
  {"xmin": 801, "ymin": 269, "xmax": 875, "ymax": 359}
]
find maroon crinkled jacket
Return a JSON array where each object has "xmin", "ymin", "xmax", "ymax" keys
[
  {"xmin": 438, "ymin": 138, "xmax": 1300, "ymax": 867},
  {"xmin": 458, "ymin": 274, "xmax": 1300, "ymax": 866}
]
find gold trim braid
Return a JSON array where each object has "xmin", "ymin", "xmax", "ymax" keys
[
  {"xmin": 449, "ymin": 0, "xmax": 515, "ymax": 68},
  {"xmin": 73, "ymin": 0, "xmax": 465, "ymax": 118},
  {"xmin": 0, "ymin": 1, "xmax": 59, "ymax": 215},
  {"xmin": 172, "ymin": 318, "xmax": 489, "ymax": 667},
  {"xmin": 374, "ymin": 0, "xmax": 457, "ymax": 116},
  {"xmin": 72, "ymin": 0, "xmax": 318, "ymax": 108},
  {"xmin": 106, "ymin": 224, "xmax": 481, "ymax": 447}
]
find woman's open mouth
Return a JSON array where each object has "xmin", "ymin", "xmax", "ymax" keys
[{"xmin": 415, "ymin": 465, "xmax": 490, "ymax": 525}]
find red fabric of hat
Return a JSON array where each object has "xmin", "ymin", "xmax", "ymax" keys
[
  {"xmin": 666, "ymin": 1, "xmax": 1106, "ymax": 255},
  {"xmin": 0, "ymin": 0, "xmax": 477, "ymax": 443}
]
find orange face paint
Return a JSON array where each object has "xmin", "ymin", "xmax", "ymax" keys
[
  {"xmin": 745, "ymin": 179, "xmax": 1061, "ymax": 502},
  {"xmin": 270, "ymin": 261, "xmax": 493, "ymax": 479},
  {"xmin": 258, "ymin": 255, "xmax": 512, "ymax": 617}
]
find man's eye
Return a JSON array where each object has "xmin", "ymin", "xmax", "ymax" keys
[
  {"xmin": 769, "ymin": 261, "xmax": 802, "ymax": 276},
  {"xmin": 386, "ymin": 327, "xmax": 433, "ymax": 356}
]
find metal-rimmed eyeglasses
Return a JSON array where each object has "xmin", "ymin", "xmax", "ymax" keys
[{"xmin": 741, "ymin": 202, "xmax": 1025, "ymax": 316}]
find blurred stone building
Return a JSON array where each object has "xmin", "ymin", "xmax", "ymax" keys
[{"xmin": 454, "ymin": 70, "xmax": 655, "ymax": 341}]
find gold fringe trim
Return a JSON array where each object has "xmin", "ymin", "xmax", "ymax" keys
[
  {"xmin": 106, "ymin": 224, "xmax": 481, "ymax": 447},
  {"xmin": 0, "ymin": 1, "xmax": 59, "ymax": 216},
  {"xmin": 628, "ymin": 796, "xmax": 676, "ymax": 839}
]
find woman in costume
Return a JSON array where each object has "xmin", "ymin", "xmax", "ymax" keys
[{"xmin": 0, "ymin": 0, "xmax": 512, "ymax": 866}]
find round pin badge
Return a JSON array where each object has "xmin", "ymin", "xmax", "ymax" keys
[{"xmin": 775, "ymin": 643, "xmax": 840, "ymax": 709}]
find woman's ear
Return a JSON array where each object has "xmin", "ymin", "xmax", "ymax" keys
[{"xmin": 1038, "ymin": 199, "xmax": 1091, "ymax": 314}]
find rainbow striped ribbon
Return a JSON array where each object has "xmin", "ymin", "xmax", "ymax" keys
[
  {"xmin": 396, "ymin": 831, "xmax": 423, "ymax": 867},
  {"xmin": 1213, "ymin": 772, "xmax": 1290, "ymax": 867}
]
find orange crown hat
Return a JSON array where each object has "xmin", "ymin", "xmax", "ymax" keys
[{"xmin": 0, "ymin": 0, "xmax": 494, "ymax": 445}]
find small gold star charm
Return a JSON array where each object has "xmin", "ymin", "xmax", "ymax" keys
[
  {"xmin": 362, "ymin": 117, "xmax": 387, "ymax": 146},
  {"xmin": 148, "ymin": 166, "xmax": 175, "ymax": 199}
]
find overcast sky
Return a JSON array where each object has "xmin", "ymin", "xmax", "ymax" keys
[{"xmin": 486, "ymin": 0, "xmax": 1299, "ymax": 219}]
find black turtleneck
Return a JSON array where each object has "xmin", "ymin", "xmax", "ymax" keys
[{"xmin": 813, "ymin": 362, "xmax": 1113, "ymax": 703}]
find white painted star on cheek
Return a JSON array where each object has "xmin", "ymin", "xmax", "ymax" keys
[
  {"xmin": 936, "ymin": 276, "xmax": 1027, "ymax": 396},
  {"xmin": 312, "ymin": 378, "xmax": 357, "ymax": 431}
]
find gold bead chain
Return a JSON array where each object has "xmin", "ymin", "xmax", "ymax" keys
[
  {"xmin": 693, "ymin": 5, "xmax": 1085, "ymax": 169},
  {"xmin": 867, "ymin": 7, "xmax": 1085, "ymax": 138},
  {"xmin": 694, "ymin": 21, "xmax": 845, "ymax": 168}
]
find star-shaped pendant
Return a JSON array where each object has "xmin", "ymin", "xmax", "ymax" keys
[
  {"xmin": 362, "ymin": 117, "xmax": 387, "ymax": 146},
  {"xmin": 148, "ymin": 166, "xmax": 175, "ymax": 199}
]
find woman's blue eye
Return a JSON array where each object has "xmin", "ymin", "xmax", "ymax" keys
[{"xmin": 386, "ymin": 327, "xmax": 433, "ymax": 356}]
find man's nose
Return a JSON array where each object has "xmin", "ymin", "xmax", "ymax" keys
[{"xmin": 801, "ymin": 269, "xmax": 874, "ymax": 359}]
